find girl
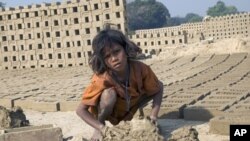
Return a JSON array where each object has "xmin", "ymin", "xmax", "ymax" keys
[{"xmin": 76, "ymin": 28, "xmax": 163, "ymax": 141}]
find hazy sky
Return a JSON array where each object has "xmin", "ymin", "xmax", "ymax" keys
[{"xmin": 1, "ymin": 0, "xmax": 250, "ymax": 17}]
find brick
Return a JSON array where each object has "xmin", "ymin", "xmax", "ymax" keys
[
  {"xmin": 0, "ymin": 125, "xmax": 63, "ymax": 141},
  {"xmin": 209, "ymin": 113, "xmax": 250, "ymax": 135},
  {"xmin": 0, "ymin": 98, "xmax": 20, "ymax": 108},
  {"xmin": 59, "ymin": 100, "xmax": 80, "ymax": 111},
  {"xmin": 30, "ymin": 101, "xmax": 60, "ymax": 112},
  {"xmin": 183, "ymin": 106, "xmax": 224, "ymax": 121}
]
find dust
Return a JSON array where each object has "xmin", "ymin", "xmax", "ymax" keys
[{"xmin": 0, "ymin": 106, "xmax": 29, "ymax": 129}]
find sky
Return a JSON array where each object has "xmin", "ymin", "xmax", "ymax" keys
[{"xmin": 1, "ymin": 0, "xmax": 250, "ymax": 17}]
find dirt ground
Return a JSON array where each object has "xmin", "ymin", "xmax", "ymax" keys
[
  {"xmin": 2, "ymin": 37, "xmax": 250, "ymax": 140},
  {"xmin": 23, "ymin": 110, "xmax": 229, "ymax": 141},
  {"xmin": 160, "ymin": 37, "xmax": 250, "ymax": 57}
]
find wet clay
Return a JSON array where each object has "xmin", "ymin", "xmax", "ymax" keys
[
  {"xmin": 103, "ymin": 117, "xmax": 165, "ymax": 141},
  {"xmin": 0, "ymin": 106, "xmax": 29, "ymax": 129},
  {"xmin": 167, "ymin": 126, "xmax": 199, "ymax": 141},
  {"xmin": 102, "ymin": 117, "xmax": 199, "ymax": 141}
]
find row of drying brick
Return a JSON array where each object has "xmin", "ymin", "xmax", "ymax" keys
[
  {"xmin": 0, "ymin": 53, "xmax": 249, "ymax": 114},
  {"xmin": 144, "ymin": 85, "xmax": 249, "ymax": 121},
  {"xmin": 168, "ymin": 54, "xmax": 228, "ymax": 76},
  {"xmin": 209, "ymin": 112, "xmax": 250, "ymax": 135},
  {"xmin": 158, "ymin": 88, "xmax": 213, "ymax": 118},
  {"xmin": 1, "ymin": 83, "xmax": 86, "ymax": 95},
  {"xmin": 146, "ymin": 65, "xmax": 250, "ymax": 120},
  {"xmin": 226, "ymin": 93, "xmax": 250, "ymax": 112},
  {"xmin": 183, "ymin": 71, "xmax": 250, "ymax": 121},
  {"xmin": 159, "ymin": 54, "xmax": 232, "ymax": 85},
  {"xmin": 153, "ymin": 55, "xmax": 199, "ymax": 75},
  {"xmin": 0, "ymin": 94, "xmax": 81, "ymax": 112},
  {"xmin": 4, "ymin": 64, "xmax": 244, "ymax": 114},
  {"xmin": 164, "ymin": 63, "xmax": 243, "ymax": 95},
  {"xmin": 0, "ymin": 67, "xmax": 90, "ymax": 102},
  {"xmin": 0, "ymin": 54, "xmax": 228, "ymax": 114},
  {"xmin": 209, "ymin": 95, "xmax": 250, "ymax": 135},
  {"xmin": 153, "ymin": 55, "xmax": 212, "ymax": 81},
  {"xmin": 0, "ymin": 86, "xmax": 84, "ymax": 100},
  {"xmin": 184, "ymin": 88, "xmax": 250, "ymax": 121},
  {"xmin": 162, "ymin": 55, "xmax": 212, "ymax": 80},
  {"xmin": 173, "ymin": 75, "xmax": 249, "ymax": 120},
  {"xmin": 166, "ymin": 53, "xmax": 249, "ymax": 92},
  {"xmin": 132, "ymin": 53, "xmax": 245, "ymax": 89},
  {"xmin": 0, "ymin": 125, "xmax": 62, "ymax": 141},
  {"xmin": 208, "ymin": 72, "xmax": 250, "ymax": 134},
  {"xmin": 158, "ymin": 76, "xmax": 248, "ymax": 118}
]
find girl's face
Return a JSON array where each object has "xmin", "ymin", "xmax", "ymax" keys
[{"xmin": 103, "ymin": 44, "xmax": 127, "ymax": 74}]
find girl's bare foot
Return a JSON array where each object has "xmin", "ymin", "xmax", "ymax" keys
[{"xmin": 90, "ymin": 129, "xmax": 103, "ymax": 141}]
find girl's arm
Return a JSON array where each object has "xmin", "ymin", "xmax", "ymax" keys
[
  {"xmin": 150, "ymin": 81, "xmax": 163, "ymax": 121},
  {"xmin": 76, "ymin": 103, "xmax": 105, "ymax": 131}
]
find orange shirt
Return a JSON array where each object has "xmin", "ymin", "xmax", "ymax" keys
[{"xmin": 81, "ymin": 60, "xmax": 160, "ymax": 123}]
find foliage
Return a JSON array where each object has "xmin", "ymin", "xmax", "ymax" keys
[
  {"xmin": 165, "ymin": 17, "xmax": 185, "ymax": 26},
  {"xmin": 166, "ymin": 13, "xmax": 202, "ymax": 26},
  {"xmin": 185, "ymin": 13, "xmax": 203, "ymax": 23},
  {"xmin": 127, "ymin": 0, "xmax": 170, "ymax": 30},
  {"xmin": 207, "ymin": 1, "xmax": 238, "ymax": 17},
  {"xmin": 127, "ymin": 0, "xmax": 239, "ymax": 28}
]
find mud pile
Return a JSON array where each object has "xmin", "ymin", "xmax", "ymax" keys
[
  {"xmin": 160, "ymin": 37, "xmax": 250, "ymax": 58},
  {"xmin": 0, "ymin": 106, "xmax": 29, "ymax": 129},
  {"xmin": 101, "ymin": 117, "xmax": 200, "ymax": 141},
  {"xmin": 167, "ymin": 126, "xmax": 199, "ymax": 141},
  {"xmin": 103, "ymin": 117, "xmax": 164, "ymax": 141}
]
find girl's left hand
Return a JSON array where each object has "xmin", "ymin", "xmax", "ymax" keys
[{"xmin": 148, "ymin": 115, "xmax": 157, "ymax": 125}]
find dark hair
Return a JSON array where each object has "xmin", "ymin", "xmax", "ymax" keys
[{"xmin": 89, "ymin": 28, "xmax": 141, "ymax": 75}]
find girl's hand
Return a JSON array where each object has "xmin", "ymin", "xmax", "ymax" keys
[
  {"xmin": 101, "ymin": 126, "xmax": 124, "ymax": 140},
  {"xmin": 90, "ymin": 129, "xmax": 103, "ymax": 141},
  {"xmin": 148, "ymin": 115, "xmax": 157, "ymax": 125},
  {"xmin": 123, "ymin": 111, "xmax": 134, "ymax": 121}
]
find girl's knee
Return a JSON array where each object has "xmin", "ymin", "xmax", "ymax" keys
[
  {"xmin": 102, "ymin": 87, "xmax": 116, "ymax": 96},
  {"xmin": 98, "ymin": 88, "xmax": 117, "ymax": 114},
  {"xmin": 101, "ymin": 88, "xmax": 117, "ymax": 103}
]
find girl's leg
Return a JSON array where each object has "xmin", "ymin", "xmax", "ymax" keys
[
  {"xmin": 91, "ymin": 88, "xmax": 117, "ymax": 141},
  {"xmin": 98, "ymin": 88, "xmax": 117, "ymax": 125}
]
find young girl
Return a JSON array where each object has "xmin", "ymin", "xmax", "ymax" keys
[{"xmin": 76, "ymin": 28, "xmax": 163, "ymax": 141}]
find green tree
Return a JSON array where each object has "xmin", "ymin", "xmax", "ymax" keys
[
  {"xmin": 165, "ymin": 13, "xmax": 202, "ymax": 26},
  {"xmin": 0, "ymin": 2, "xmax": 5, "ymax": 8},
  {"xmin": 165, "ymin": 17, "xmax": 185, "ymax": 26},
  {"xmin": 185, "ymin": 13, "xmax": 203, "ymax": 23},
  {"xmin": 127, "ymin": 0, "xmax": 170, "ymax": 31},
  {"xmin": 207, "ymin": 1, "xmax": 238, "ymax": 17}
]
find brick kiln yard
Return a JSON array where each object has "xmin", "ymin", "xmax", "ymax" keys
[{"xmin": 1, "ymin": 37, "xmax": 250, "ymax": 141}]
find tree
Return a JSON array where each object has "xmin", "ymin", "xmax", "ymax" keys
[
  {"xmin": 0, "ymin": 2, "xmax": 5, "ymax": 8},
  {"xmin": 127, "ymin": 0, "xmax": 170, "ymax": 31},
  {"xmin": 207, "ymin": 1, "xmax": 238, "ymax": 17},
  {"xmin": 165, "ymin": 17, "xmax": 185, "ymax": 26},
  {"xmin": 165, "ymin": 13, "xmax": 202, "ymax": 26},
  {"xmin": 185, "ymin": 13, "xmax": 203, "ymax": 23}
]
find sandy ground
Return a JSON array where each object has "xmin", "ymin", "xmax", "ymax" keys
[
  {"xmin": 24, "ymin": 110, "xmax": 229, "ymax": 141},
  {"xmin": 3, "ymin": 37, "xmax": 250, "ymax": 140},
  {"xmin": 160, "ymin": 37, "xmax": 250, "ymax": 58}
]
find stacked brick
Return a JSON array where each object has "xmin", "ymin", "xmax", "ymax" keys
[
  {"xmin": 130, "ymin": 12, "xmax": 250, "ymax": 55},
  {"xmin": 0, "ymin": 0, "xmax": 127, "ymax": 70}
]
